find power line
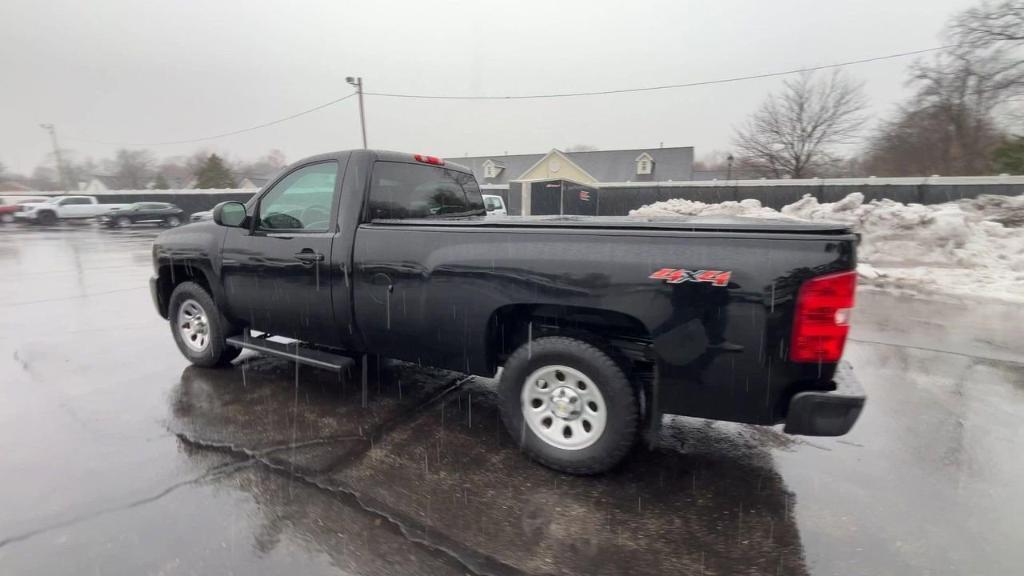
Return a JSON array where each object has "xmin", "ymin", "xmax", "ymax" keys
[
  {"xmin": 365, "ymin": 46, "xmax": 952, "ymax": 101},
  {"xmin": 62, "ymin": 45, "xmax": 951, "ymax": 146},
  {"xmin": 67, "ymin": 92, "xmax": 358, "ymax": 146}
]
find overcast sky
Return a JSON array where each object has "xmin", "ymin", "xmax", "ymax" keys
[{"xmin": 0, "ymin": 0, "xmax": 975, "ymax": 174}]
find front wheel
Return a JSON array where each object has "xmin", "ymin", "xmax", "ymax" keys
[
  {"xmin": 168, "ymin": 282, "xmax": 241, "ymax": 367},
  {"xmin": 0, "ymin": 213, "xmax": 14, "ymax": 223},
  {"xmin": 116, "ymin": 215, "xmax": 132, "ymax": 228},
  {"xmin": 499, "ymin": 336, "xmax": 639, "ymax": 475},
  {"xmin": 37, "ymin": 211, "xmax": 57, "ymax": 226},
  {"xmin": 165, "ymin": 215, "xmax": 182, "ymax": 227}
]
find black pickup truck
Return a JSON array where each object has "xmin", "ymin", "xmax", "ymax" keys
[{"xmin": 151, "ymin": 149, "xmax": 865, "ymax": 474}]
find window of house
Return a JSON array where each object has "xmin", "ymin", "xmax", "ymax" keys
[
  {"xmin": 483, "ymin": 162, "xmax": 501, "ymax": 179},
  {"xmin": 636, "ymin": 154, "xmax": 653, "ymax": 175}
]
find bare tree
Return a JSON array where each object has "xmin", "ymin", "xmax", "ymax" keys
[
  {"xmin": 29, "ymin": 165, "xmax": 60, "ymax": 191},
  {"xmin": 692, "ymin": 150, "xmax": 734, "ymax": 172},
  {"xmin": 951, "ymin": 0, "xmax": 1024, "ymax": 47},
  {"xmin": 862, "ymin": 1, "xmax": 1023, "ymax": 175},
  {"xmin": 862, "ymin": 104, "xmax": 1002, "ymax": 175},
  {"xmin": 57, "ymin": 153, "xmax": 97, "ymax": 190},
  {"xmin": 733, "ymin": 71, "xmax": 867, "ymax": 178},
  {"xmin": 104, "ymin": 149, "xmax": 155, "ymax": 189},
  {"xmin": 236, "ymin": 149, "xmax": 288, "ymax": 179}
]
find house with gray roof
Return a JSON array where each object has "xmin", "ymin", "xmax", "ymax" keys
[{"xmin": 447, "ymin": 146, "xmax": 694, "ymax": 186}]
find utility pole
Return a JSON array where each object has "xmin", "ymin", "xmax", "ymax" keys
[
  {"xmin": 40, "ymin": 123, "xmax": 69, "ymax": 192},
  {"xmin": 346, "ymin": 76, "xmax": 367, "ymax": 149}
]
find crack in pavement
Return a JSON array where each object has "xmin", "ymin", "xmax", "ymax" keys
[
  {"xmin": 848, "ymin": 337, "xmax": 1024, "ymax": 366},
  {"xmin": 0, "ymin": 458, "xmax": 254, "ymax": 550},
  {"xmin": 172, "ymin": 373, "xmax": 527, "ymax": 576},
  {"xmin": 306, "ymin": 374, "xmax": 478, "ymax": 476},
  {"xmin": 0, "ymin": 286, "xmax": 147, "ymax": 308},
  {"xmin": 173, "ymin": 433, "xmax": 524, "ymax": 576}
]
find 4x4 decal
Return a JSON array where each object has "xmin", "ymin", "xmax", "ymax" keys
[{"xmin": 649, "ymin": 268, "xmax": 732, "ymax": 287}]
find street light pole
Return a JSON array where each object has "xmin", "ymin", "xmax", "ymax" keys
[
  {"xmin": 346, "ymin": 76, "xmax": 367, "ymax": 149},
  {"xmin": 40, "ymin": 123, "xmax": 69, "ymax": 192}
]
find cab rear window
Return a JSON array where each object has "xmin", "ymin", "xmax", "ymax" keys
[{"xmin": 367, "ymin": 162, "xmax": 484, "ymax": 220}]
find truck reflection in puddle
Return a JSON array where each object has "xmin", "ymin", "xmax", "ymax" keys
[{"xmin": 170, "ymin": 358, "xmax": 810, "ymax": 576}]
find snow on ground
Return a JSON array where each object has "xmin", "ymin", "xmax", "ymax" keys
[{"xmin": 630, "ymin": 193, "xmax": 1024, "ymax": 302}]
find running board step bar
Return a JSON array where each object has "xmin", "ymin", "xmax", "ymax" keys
[{"xmin": 226, "ymin": 334, "xmax": 355, "ymax": 372}]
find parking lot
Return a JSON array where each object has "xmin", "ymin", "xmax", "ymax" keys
[{"xmin": 1, "ymin": 223, "xmax": 1022, "ymax": 575}]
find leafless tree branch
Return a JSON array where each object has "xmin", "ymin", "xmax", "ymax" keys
[{"xmin": 732, "ymin": 71, "xmax": 867, "ymax": 178}]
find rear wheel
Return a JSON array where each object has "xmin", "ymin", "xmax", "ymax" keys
[
  {"xmin": 0, "ymin": 213, "xmax": 13, "ymax": 223},
  {"xmin": 499, "ymin": 336, "xmax": 639, "ymax": 474},
  {"xmin": 168, "ymin": 281, "xmax": 241, "ymax": 367}
]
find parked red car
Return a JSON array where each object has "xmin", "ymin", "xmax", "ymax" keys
[{"xmin": 0, "ymin": 196, "xmax": 50, "ymax": 223}]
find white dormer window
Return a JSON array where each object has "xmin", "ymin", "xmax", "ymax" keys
[
  {"xmin": 635, "ymin": 152, "xmax": 654, "ymax": 175},
  {"xmin": 482, "ymin": 159, "xmax": 504, "ymax": 179}
]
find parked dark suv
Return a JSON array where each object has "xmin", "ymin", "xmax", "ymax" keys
[{"xmin": 102, "ymin": 202, "xmax": 184, "ymax": 228}]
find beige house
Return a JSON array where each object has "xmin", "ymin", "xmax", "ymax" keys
[{"xmin": 448, "ymin": 146, "xmax": 694, "ymax": 215}]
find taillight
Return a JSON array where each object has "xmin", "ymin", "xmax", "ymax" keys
[
  {"xmin": 414, "ymin": 154, "xmax": 445, "ymax": 166},
  {"xmin": 790, "ymin": 271, "xmax": 856, "ymax": 363}
]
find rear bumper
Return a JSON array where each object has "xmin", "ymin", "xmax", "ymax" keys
[{"xmin": 783, "ymin": 361, "xmax": 865, "ymax": 436}]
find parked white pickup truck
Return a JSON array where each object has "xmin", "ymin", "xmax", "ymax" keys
[
  {"xmin": 15, "ymin": 196, "xmax": 128, "ymax": 225},
  {"xmin": 482, "ymin": 193, "xmax": 508, "ymax": 216}
]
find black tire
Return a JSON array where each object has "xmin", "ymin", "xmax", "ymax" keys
[
  {"xmin": 168, "ymin": 281, "xmax": 241, "ymax": 367},
  {"xmin": 37, "ymin": 211, "xmax": 57, "ymax": 226},
  {"xmin": 116, "ymin": 215, "xmax": 133, "ymax": 228},
  {"xmin": 499, "ymin": 336, "xmax": 639, "ymax": 475},
  {"xmin": 165, "ymin": 215, "xmax": 182, "ymax": 227}
]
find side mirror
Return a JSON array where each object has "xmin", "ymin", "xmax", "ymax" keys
[{"xmin": 212, "ymin": 201, "xmax": 247, "ymax": 227}]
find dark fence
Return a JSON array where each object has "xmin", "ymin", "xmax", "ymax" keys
[
  {"xmin": 23, "ymin": 177, "xmax": 1023, "ymax": 220},
  {"xmin": 595, "ymin": 181, "xmax": 1024, "ymax": 215},
  {"xmin": 92, "ymin": 191, "xmax": 256, "ymax": 217}
]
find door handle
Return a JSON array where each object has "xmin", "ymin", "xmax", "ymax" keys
[{"xmin": 294, "ymin": 250, "xmax": 324, "ymax": 264}]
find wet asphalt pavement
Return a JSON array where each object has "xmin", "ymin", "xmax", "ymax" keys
[{"xmin": 0, "ymin": 224, "xmax": 1022, "ymax": 575}]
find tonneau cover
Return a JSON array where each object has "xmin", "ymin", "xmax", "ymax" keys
[{"xmin": 370, "ymin": 214, "xmax": 852, "ymax": 234}]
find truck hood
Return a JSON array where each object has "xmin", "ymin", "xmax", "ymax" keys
[{"xmin": 373, "ymin": 214, "xmax": 853, "ymax": 235}]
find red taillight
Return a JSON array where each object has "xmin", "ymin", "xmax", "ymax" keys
[
  {"xmin": 414, "ymin": 154, "xmax": 445, "ymax": 166},
  {"xmin": 790, "ymin": 271, "xmax": 856, "ymax": 363}
]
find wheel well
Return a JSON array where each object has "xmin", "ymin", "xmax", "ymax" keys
[
  {"xmin": 155, "ymin": 263, "xmax": 213, "ymax": 318},
  {"xmin": 487, "ymin": 304, "xmax": 652, "ymax": 371}
]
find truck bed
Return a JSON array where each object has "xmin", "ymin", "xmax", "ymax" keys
[{"xmin": 371, "ymin": 214, "xmax": 852, "ymax": 235}]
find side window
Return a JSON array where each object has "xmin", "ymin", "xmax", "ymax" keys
[
  {"xmin": 367, "ymin": 162, "xmax": 483, "ymax": 220},
  {"xmin": 60, "ymin": 197, "xmax": 89, "ymax": 206},
  {"xmin": 258, "ymin": 162, "xmax": 337, "ymax": 231}
]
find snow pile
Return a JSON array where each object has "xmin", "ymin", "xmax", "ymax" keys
[
  {"xmin": 628, "ymin": 197, "xmax": 787, "ymax": 220},
  {"xmin": 630, "ymin": 193, "xmax": 1024, "ymax": 302}
]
